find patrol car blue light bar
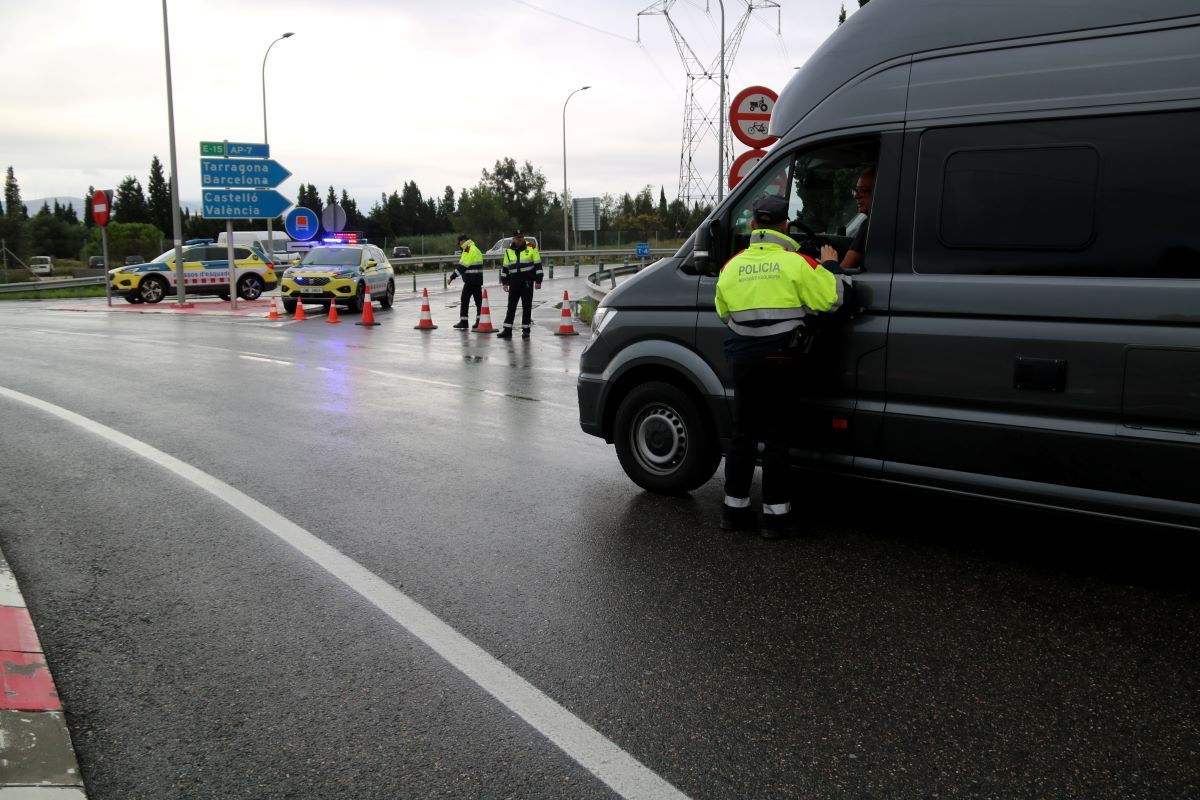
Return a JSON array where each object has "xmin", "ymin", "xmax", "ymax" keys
[{"xmin": 322, "ymin": 232, "xmax": 364, "ymax": 244}]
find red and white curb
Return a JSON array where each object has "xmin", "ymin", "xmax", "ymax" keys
[{"xmin": 0, "ymin": 547, "xmax": 86, "ymax": 797}]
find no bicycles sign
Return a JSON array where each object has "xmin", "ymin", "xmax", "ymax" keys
[{"xmin": 729, "ymin": 86, "xmax": 779, "ymax": 148}]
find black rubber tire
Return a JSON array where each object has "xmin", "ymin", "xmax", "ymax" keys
[
  {"xmin": 124, "ymin": 294, "xmax": 143, "ymax": 304},
  {"xmin": 379, "ymin": 280, "xmax": 395, "ymax": 309},
  {"xmin": 138, "ymin": 275, "xmax": 168, "ymax": 304},
  {"xmin": 282, "ymin": 298, "xmax": 297, "ymax": 314},
  {"xmin": 345, "ymin": 282, "xmax": 364, "ymax": 314},
  {"xmin": 217, "ymin": 291, "xmax": 230, "ymax": 301},
  {"xmin": 238, "ymin": 274, "xmax": 264, "ymax": 301},
  {"xmin": 613, "ymin": 381, "xmax": 721, "ymax": 494}
]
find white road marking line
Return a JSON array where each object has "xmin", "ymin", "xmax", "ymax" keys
[{"xmin": 0, "ymin": 385, "xmax": 689, "ymax": 800}]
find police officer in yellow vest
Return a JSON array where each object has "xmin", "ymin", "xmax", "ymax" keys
[
  {"xmin": 449, "ymin": 234, "xmax": 485, "ymax": 329},
  {"xmin": 497, "ymin": 230, "xmax": 543, "ymax": 339},
  {"xmin": 714, "ymin": 194, "xmax": 849, "ymax": 538}
]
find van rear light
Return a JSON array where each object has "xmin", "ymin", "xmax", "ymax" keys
[{"xmin": 832, "ymin": 417, "xmax": 849, "ymax": 431}]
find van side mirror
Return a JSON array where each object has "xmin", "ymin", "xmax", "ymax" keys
[{"xmin": 693, "ymin": 219, "xmax": 720, "ymax": 276}]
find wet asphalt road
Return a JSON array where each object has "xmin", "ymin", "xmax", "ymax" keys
[{"xmin": 0, "ymin": 286, "xmax": 1197, "ymax": 799}]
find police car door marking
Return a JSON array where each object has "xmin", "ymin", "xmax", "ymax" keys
[{"xmin": 0, "ymin": 386, "xmax": 690, "ymax": 800}]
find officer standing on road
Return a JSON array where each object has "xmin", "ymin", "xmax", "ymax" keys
[
  {"xmin": 449, "ymin": 234, "xmax": 485, "ymax": 329},
  {"xmin": 714, "ymin": 195, "xmax": 848, "ymax": 539},
  {"xmin": 496, "ymin": 230, "xmax": 542, "ymax": 339}
]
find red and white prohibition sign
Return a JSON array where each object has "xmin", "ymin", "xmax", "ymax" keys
[{"xmin": 729, "ymin": 85, "xmax": 779, "ymax": 149}]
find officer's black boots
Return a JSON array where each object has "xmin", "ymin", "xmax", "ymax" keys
[
  {"xmin": 497, "ymin": 328, "xmax": 513, "ymax": 339},
  {"xmin": 471, "ymin": 319, "xmax": 479, "ymax": 330},
  {"xmin": 760, "ymin": 513, "xmax": 797, "ymax": 540},
  {"xmin": 522, "ymin": 329, "xmax": 531, "ymax": 339},
  {"xmin": 720, "ymin": 504, "xmax": 757, "ymax": 532},
  {"xmin": 452, "ymin": 320, "xmax": 469, "ymax": 330}
]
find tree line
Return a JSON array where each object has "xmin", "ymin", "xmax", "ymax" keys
[{"xmin": 0, "ymin": 158, "xmax": 713, "ymax": 269}]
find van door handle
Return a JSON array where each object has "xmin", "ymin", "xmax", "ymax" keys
[{"xmin": 1014, "ymin": 357, "xmax": 1067, "ymax": 392}]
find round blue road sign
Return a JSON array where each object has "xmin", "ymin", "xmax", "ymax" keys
[{"xmin": 285, "ymin": 207, "xmax": 320, "ymax": 241}]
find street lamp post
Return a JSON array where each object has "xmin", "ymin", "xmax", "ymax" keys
[
  {"xmin": 562, "ymin": 85, "xmax": 590, "ymax": 253},
  {"xmin": 161, "ymin": 0, "xmax": 186, "ymax": 304},
  {"xmin": 717, "ymin": 0, "xmax": 726, "ymax": 202},
  {"xmin": 263, "ymin": 32, "xmax": 294, "ymax": 268}
]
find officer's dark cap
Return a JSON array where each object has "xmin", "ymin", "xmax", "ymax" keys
[
  {"xmin": 456, "ymin": 234, "xmax": 468, "ymax": 242},
  {"xmin": 512, "ymin": 230, "xmax": 524, "ymax": 238},
  {"xmin": 752, "ymin": 194, "xmax": 789, "ymax": 225}
]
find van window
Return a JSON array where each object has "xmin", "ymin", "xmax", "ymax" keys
[
  {"xmin": 914, "ymin": 110, "xmax": 1200, "ymax": 278},
  {"xmin": 728, "ymin": 139, "xmax": 879, "ymax": 265}
]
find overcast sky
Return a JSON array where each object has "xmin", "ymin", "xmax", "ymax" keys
[{"xmin": 2, "ymin": 0, "xmax": 848, "ymax": 210}]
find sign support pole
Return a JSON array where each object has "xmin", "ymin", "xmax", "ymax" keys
[
  {"xmin": 102, "ymin": 227, "xmax": 112, "ymax": 306},
  {"xmin": 227, "ymin": 221, "xmax": 237, "ymax": 310}
]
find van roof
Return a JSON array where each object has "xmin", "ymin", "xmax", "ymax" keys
[{"xmin": 772, "ymin": 0, "xmax": 1200, "ymax": 140}]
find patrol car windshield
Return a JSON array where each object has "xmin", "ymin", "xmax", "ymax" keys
[
  {"xmin": 300, "ymin": 247, "xmax": 361, "ymax": 267},
  {"xmin": 150, "ymin": 249, "xmax": 178, "ymax": 264}
]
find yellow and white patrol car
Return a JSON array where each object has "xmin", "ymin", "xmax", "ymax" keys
[
  {"xmin": 108, "ymin": 239, "xmax": 278, "ymax": 304},
  {"xmin": 280, "ymin": 240, "xmax": 395, "ymax": 314}
]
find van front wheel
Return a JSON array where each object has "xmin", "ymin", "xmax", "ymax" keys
[{"xmin": 614, "ymin": 381, "xmax": 720, "ymax": 494}]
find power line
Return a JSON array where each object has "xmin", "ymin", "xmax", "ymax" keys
[{"xmin": 504, "ymin": 0, "xmax": 636, "ymax": 42}]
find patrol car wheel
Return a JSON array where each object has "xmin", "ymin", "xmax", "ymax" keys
[
  {"xmin": 138, "ymin": 275, "xmax": 167, "ymax": 304},
  {"xmin": 217, "ymin": 291, "xmax": 230, "ymax": 301},
  {"xmin": 379, "ymin": 280, "xmax": 395, "ymax": 309},
  {"xmin": 238, "ymin": 274, "xmax": 265, "ymax": 301},
  {"xmin": 346, "ymin": 283, "xmax": 365, "ymax": 314},
  {"xmin": 614, "ymin": 381, "xmax": 720, "ymax": 494},
  {"xmin": 124, "ymin": 294, "xmax": 143, "ymax": 304}
]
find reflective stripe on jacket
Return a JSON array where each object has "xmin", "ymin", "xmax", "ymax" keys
[
  {"xmin": 454, "ymin": 240, "xmax": 485, "ymax": 283},
  {"xmin": 501, "ymin": 244, "xmax": 543, "ymax": 285},
  {"xmin": 714, "ymin": 228, "xmax": 847, "ymax": 339}
]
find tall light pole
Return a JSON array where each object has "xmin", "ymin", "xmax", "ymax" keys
[
  {"xmin": 263, "ymin": 32, "xmax": 293, "ymax": 266},
  {"xmin": 161, "ymin": 0, "xmax": 187, "ymax": 304},
  {"xmin": 562, "ymin": 85, "xmax": 590, "ymax": 253},
  {"xmin": 717, "ymin": 0, "xmax": 726, "ymax": 202}
]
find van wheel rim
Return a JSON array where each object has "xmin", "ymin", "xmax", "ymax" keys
[{"xmin": 632, "ymin": 405, "xmax": 686, "ymax": 473}]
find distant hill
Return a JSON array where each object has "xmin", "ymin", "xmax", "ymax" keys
[{"xmin": 21, "ymin": 196, "xmax": 200, "ymax": 217}]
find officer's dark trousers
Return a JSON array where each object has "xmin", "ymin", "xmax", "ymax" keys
[
  {"xmin": 502, "ymin": 280, "xmax": 534, "ymax": 330},
  {"xmin": 459, "ymin": 282, "xmax": 482, "ymax": 320},
  {"xmin": 723, "ymin": 353, "xmax": 797, "ymax": 507}
]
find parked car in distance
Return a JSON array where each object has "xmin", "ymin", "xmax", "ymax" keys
[
  {"xmin": 88, "ymin": 255, "xmax": 106, "ymax": 269},
  {"xmin": 29, "ymin": 256, "xmax": 55, "ymax": 276},
  {"xmin": 124, "ymin": 255, "xmax": 145, "ymax": 265},
  {"xmin": 486, "ymin": 236, "xmax": 539, "ymax": 254},
  {"xmin": 391, "ymin": 246, "xmax": 412, "ymax": 258}
]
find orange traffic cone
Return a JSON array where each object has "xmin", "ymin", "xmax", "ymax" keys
[
  {"xmin": 326, "ymin": 301, "xmax": 341, "ymax": 324},
  {"xmin": 475, "ymin": 289, "xmax": 496, "ymax": 333},
  {"xmin": 554, "ymin": 290, "xmax": 579, "ymax": 336},
  {"xmin": 413, "ymin": 287, "xmax": 438, "ymax": 330},
  {"xmin": 357, "ymin": 285, "xmax": 381, "ymax": 327},
  {"xmin": 294, "ymin": 298, "xmax": 307, "ymax": 321},
  {"xmin": 266, "ymin": 295, "xmax": 282, "ymax": 319}
]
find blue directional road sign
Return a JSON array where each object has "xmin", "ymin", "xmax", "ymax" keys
[
  {"xmin": 200, "ymin": 158, "xmax": 292, "ymax": 188},
  {"xmin": 202, "ymin": 189, "xmax": 291, "ymax": 220},
  {"xmin": 285, "ymin": 207, "xmax": 320, "ymax": 241},
  {"xmin": 636, "ymin": 242, "xmax": 651, "ymax": 257}
]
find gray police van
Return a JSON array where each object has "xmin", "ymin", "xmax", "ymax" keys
[{"xmin": 578, "ymin": 0, "xmax": 1200, "ymax": 531}]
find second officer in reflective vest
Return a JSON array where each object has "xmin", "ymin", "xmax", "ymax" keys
[
  {"xmin": 496, "ymin": 230, "xmax": 542, "ymax": 339},
  {"xmin": 714, "ymin": 194, "xmax": 849, "ymax": 539},
  {"xmin": 449, "ymin": 234, "xmax": 485, "ymax": 329}
]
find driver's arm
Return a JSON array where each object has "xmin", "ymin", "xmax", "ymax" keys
[{"xmin": 840, "ymin": 248, "xmax": 863, "ymax": 271}]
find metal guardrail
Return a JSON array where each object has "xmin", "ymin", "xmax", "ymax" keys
[
  {"xmin": 0, "ymin": 276, "xmax": 106, "ymax": 294},
  {"xmin": 585, "ymin": 264, "xmax": 646, "ymax": 301},
  {"xmin": 384, "ymin": 248, "xmax": 674, "ymax": 293}
]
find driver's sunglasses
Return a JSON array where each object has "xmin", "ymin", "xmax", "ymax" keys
[{"xmin": 851, "ymin": 186, "xmax": 874, "ymax": 197}]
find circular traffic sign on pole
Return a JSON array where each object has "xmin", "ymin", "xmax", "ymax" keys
[
  {"xmin": 321, "ymin": 203, "xmax": 347, "ymax": 234},
  {"xmin": 728, "ymin": 149, "xmax": 769, "ymax": 190},
  {"xmin": 729, "ymin": 86, "xmax": 779, "ymax": 149},
  {"xmin": 285, "ymin": 207, "xmax": 320, "ymax": 241},
  {"xmin": 92, "ymin": 189, "xmax": 112, "ymax": 227}
]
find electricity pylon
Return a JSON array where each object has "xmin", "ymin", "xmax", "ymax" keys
[{"xmin": 638, "ymin": 0, "xmax": 780, "ymax": 207}]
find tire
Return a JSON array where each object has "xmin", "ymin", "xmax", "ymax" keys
[
  {"xmin": 282, "ymin": 298, "xmax": 297, "ymax": 314},
  {"xmin": 124, "ymin": 294, "xmax": 143, "ymax": 304},
  {"xmin": 238, "ymin": 274, "xmax": 264, "ymax": 301},
  {"xmin": 345, "ymin": 282, "xmax": 364, "ymax": 314},
  {"xmin": 379, "ymin": 280, "xmax": 395, "ymax": 309},
  {"xmin": 217, "ymin": 291, "xmax": 230, "ymax": 301},
  {"xmin": 613, "ymin": 381, "xmax": 721, "ymax": 494},
  {"xmin": 138, "ymin": 275, "xmax": 168, "ymax": 304}
]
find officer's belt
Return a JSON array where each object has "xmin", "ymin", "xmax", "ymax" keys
[
  {"xmin": 507, "ymin": 265, "xmax": 537, "ymax": 273},
  {"xmin": 460, "ymin": 268, "xmax": 483, "ymax": 274}
]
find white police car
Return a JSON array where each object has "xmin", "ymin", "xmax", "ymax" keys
[{"xmin": 280, "ymin": 238, "xmax": 395, "ymax": 314}]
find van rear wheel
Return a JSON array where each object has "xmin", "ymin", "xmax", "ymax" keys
[{"xmin": 614, "ymin": 381, "xmax": 720, "ymax": 494}]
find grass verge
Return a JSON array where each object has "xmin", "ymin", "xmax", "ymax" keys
[{"xmin": 0, "ymin": 287, "xmax": 109, "ymax": 300}]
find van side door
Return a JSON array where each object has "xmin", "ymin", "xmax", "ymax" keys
[{"xmin": 886, "ymin": 110, "xmax": 1200, "ymax": 524}]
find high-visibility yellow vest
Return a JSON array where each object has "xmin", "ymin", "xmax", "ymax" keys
[
  {"xmin": 714, "ymin": 228, "xmax": 845, "ymax": 339},
  {"xmin": 502, "ymin": 243, "xmax": 543, "ymax": 285},
  {"xmin": 455, "ymin": 239, "xmax": 484, "ymax": 283}
]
